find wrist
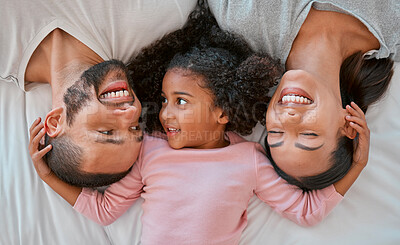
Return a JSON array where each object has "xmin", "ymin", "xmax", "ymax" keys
[{"xmin": 351, "ymin": 161, "xmax": 366, "ymax": 172}]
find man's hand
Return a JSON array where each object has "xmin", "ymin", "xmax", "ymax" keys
[
  {"xmin": 29, "ymin": 117, "xmax": 53, "ymax": 179},
  {"xmin": 345, "ymin": 102, "xmax": 370, "ymax": 169}
]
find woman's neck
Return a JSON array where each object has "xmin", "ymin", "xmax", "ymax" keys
[{"xmin": 286, "ymin": 8, "xmax": 380, "ymax": 88}]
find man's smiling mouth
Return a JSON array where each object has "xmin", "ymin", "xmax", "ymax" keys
[{"xmin": 99, "ymin": 81, "xmax": 134, "ymax": 104}]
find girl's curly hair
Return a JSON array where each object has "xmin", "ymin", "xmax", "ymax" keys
[{"xmin": 129, "ymin": 1, "xmax": 283, "ymax": 135}]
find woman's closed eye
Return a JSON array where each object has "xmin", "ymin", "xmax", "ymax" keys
[
  {"xmin": 267, "ymin": 130, "xmax": 283, "ymax": 134},
  {"xmin": 300, "ymin": 132, "xmax": 319, "ymax": 137}
]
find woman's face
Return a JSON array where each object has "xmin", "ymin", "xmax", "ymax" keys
[{"xmin": 265, "ymin": 70, "xmax": 347, "ymax": 178}]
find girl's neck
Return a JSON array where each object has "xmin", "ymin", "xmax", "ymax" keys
[{"xmin": 193, "ymin": 130, "xmax": 230, "ymax": 150}]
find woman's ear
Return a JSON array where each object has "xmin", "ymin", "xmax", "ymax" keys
[
  {"xmin": 341, "ymin": 109, "xmax": 357, "ymax": 139},
  {"xmin": 44, "ymin": 107, "xmax": 65, "ymax": 138}
]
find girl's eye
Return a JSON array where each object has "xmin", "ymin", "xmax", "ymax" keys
[
  {"xmin": 99, "ymin": 130, "xmax": 113, "ymax": 135},
  {"xmin": 177, "ymin": 98, "xmax": 187, "ymax": 105},
  {"xmin": 161, "ymin": 97, "xmax": 167, "ymax": 104}
]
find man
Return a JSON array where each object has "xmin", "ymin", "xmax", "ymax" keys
[{"xmin": 1, "ymin": 0, "xmax": 197, "ymax": 187}]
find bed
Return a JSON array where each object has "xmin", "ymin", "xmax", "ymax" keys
[
  {"xmin": 1, "ymin": 6, "xmax": 400, "ymax": 245},
  {"xmin": 1, "ymin": 63, "xmax": 399, "ymax": 244}
]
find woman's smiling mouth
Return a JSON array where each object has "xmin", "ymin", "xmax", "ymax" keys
[{"xmin": 279, "ymin": 87, "xmax": 314, "ymax": 105}]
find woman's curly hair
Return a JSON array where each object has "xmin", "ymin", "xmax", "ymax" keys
[{"xmin": 128, "ymin": 1, "xmax": 283, "ymax": 135}]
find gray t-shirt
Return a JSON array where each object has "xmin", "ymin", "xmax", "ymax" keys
[
  {"xmin": 0, "ymin": 0, "xmax": 197, "ymax": 91},
  {"xmin": 209, "ymin": 0, "xmax": 400, "ymax": 63}
]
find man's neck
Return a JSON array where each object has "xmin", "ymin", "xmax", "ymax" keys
[{"xmin": 25, "ymin": 28, "xmax": 103, "ymax": 107}]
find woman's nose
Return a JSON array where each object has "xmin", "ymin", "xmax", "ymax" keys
[{"xmin": 280, "ymin": 110, "xmax": 301, "ymax": 124}]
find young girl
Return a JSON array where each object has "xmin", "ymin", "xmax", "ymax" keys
[{"xmin": 29, "ymin": 4, "xmax": 369, "ymax": 245}]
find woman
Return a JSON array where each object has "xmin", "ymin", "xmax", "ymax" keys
[{"xmin": 209, "ymin": 0, "xmax": 398, "ymax": 190}]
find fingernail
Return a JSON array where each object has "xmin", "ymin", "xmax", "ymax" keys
[{"xmin": 346, "ymin": 115, "xmax": 350, "ymax": 119}]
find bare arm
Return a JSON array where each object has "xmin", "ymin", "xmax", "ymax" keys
[
  {"xmin": 29, "ymin": 117, "xmax": 81, "ymax": 206},
  {"xmin": 333, "ymin": 102, "xmax": 370, "ymax": 196}
]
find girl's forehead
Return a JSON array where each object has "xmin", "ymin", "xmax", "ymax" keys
[{"xmin": 163, "ymin": 70, "xmax": 208, "ymax": 91}]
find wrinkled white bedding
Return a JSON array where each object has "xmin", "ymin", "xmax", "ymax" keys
[{"xmin": 1, "ymin": 49, "xmax": 399, "ymax": 245}]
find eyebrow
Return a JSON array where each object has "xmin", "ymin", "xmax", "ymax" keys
[
  {"xmin": 161, "ymin": 91, "xmax": 193, "ymax": 97},
  {"xmin": 269, "ymin": 141, "xmax": 324, "ymax": 151},
  {"xmin": 173, "ymin": 91, "xmax": 193, "ymax": 97},
  {"xmin": 269, "ymin": 141, "xmax": 284, "ymax": 148},
  {"xmin": 95, "ymin": 138, "xmax": 125, "ymax": 145},
  {"xmin": 295, "ymin": 142, "xmax": 324, "ymax": 151}
]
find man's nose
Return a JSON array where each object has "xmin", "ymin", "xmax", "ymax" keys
[{"xmin": 112, "ymin": 106, "xmax": 138, "ymax": 127}]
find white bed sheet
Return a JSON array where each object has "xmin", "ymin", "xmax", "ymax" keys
[{"xmin": 1, "ymin": 59, "xmax": 399, "ymax": 244}]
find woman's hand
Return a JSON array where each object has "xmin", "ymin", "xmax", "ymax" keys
[
  {"xmin": 333, "ymin": 102, "xmax": 370, "ymax": 196},
  {"xmin": 345, "ymin": 102, "xmax": 370, "ymax": 169},
  {"xmin": 29, "ymin": 117, "xmax": 53, "ymax": 179}
]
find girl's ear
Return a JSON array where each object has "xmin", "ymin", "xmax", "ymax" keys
[
  {"xmin": 217, "ymin": 111, "xmax": 229, "ymax": 125},
  {"xmin": 44, "ymin": 107, "xmax": 65, "ymax": 138}
]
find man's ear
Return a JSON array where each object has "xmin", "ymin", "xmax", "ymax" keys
[
  {"xmin": 44, "ymin": 107, "xmax": 65, "ymax": 138},
  {"xmin": 341, "ymin": 109, "xmax": 357, "ymax": 139},
  {"xmin": 217, "ymin": 111, "xmax": 229, "ymax": 125}
]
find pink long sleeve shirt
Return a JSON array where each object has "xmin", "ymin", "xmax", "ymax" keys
[{"xmin": 74, "ymin": 132, "xmax": 343, "ymax": 245}]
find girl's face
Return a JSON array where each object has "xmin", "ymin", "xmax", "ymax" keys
[
  {"xmin": 265, "ymin": 70, "xmax": 349, "ymax": 178},
  {"xmin": 159, "ymin": 69, "xmax": 228, "ymax": 149}
]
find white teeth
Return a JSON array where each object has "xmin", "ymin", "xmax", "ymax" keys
[
  {"xmin": 281, "ymin": 94, "xmax": 312, "ymax": 104},
  {"xmin": 100, "ymin": 90, "xmax": 130, "ymax": 99},
  {"xmin": 167, "ymin": 128, "xmax": 180, "ymax": 132}
]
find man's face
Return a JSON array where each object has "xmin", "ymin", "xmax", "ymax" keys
[{"xmin": 62, "ymin": 60, "xmax": 143, "ymax": 174}]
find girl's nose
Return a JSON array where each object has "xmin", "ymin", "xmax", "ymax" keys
[{"xmin": 160, "ymin": 104, "xmax": 175, "ymax": 120}]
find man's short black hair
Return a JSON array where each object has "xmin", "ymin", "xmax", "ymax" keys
[{"xmin": 45, "ymin": 134, "xmax": 130, "ymax": 187}]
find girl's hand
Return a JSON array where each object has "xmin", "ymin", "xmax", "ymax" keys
[
  {"xmin": 29, "ymin": 117, "xmax": 53, "ymax": 179},
  {"xmin": 346, "ymin": 102, "xmax": 370, "ymax": 169}
]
